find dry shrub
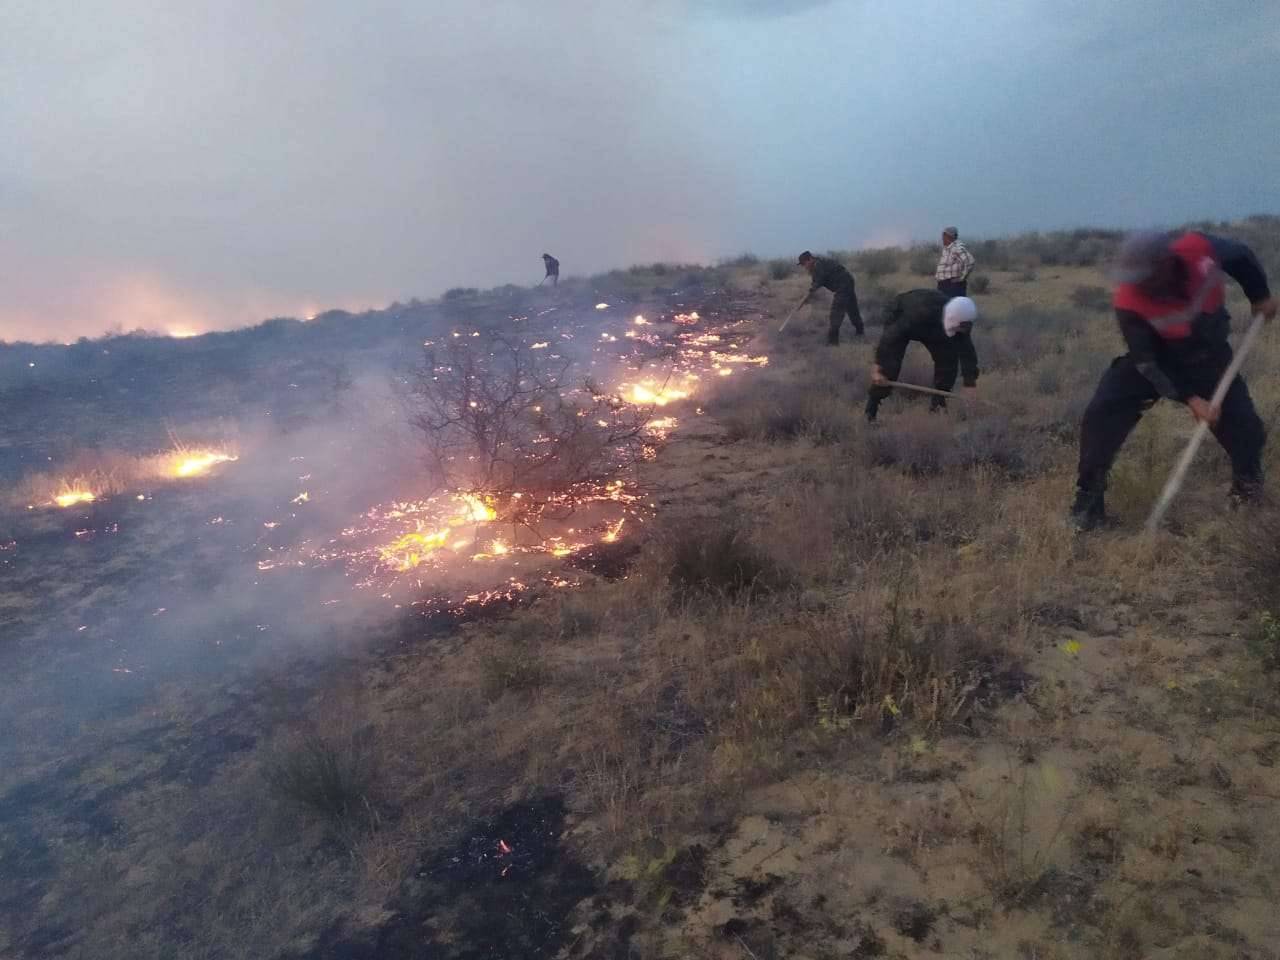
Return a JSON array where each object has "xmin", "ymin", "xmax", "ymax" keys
[
  {"xmin": 864, "ymin": 411, "xmax": 1045, "ymax": 476},
  {"xmin": 864, "ymin": 412, "xmax": 952, "ymax": 474},
  {"xmin": 1070, "ymin": 284, "xmax": 1111, "ymax": 312},
  {"xmin": 1222, "ymin": 507, "xmax": 1280, "ymax": 612},
  {"xmin": 767, "ymin": 258, "xmax": 793, "ymax": 280},
  {"xmin": 265, "ymin": 729, "xmax": 378, "ymax": 824},
  {"xmin": 970, "ymin": 275, "xmax": 992, "ymax": 295},
  {"xmin": 855, "ymin": 247, "xmax": 900, "ymax": 278},
  {"xmin": 909, "ymin": 246, "xmax": 937, "ymax": 276},
  {"xmin": 660, "ymin": 516, "xmax": 793, "ymax": 602},
  {"xmin": 719, "ymin": 371, "xmax": 859, "ymax": 445},
  {"xmin": 557, "ymin": 593, "xmax": 605, "ymax": 638},
  {"xmin": 479, "ymin": 643, "xmax": 550, "ymax": 697},
  {"xmin": 800, "ymin": 583, "xmax": 994, "ymax": 730}
]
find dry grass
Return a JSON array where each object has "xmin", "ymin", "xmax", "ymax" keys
[{"xmin": 8, "ymin": 220, "xmax": 1280, "ymax": 959}]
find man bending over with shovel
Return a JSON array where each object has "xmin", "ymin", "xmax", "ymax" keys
[
  {"xmin": 797, "ymin": 251, "xmax": 864, "ymax": 344},
  {"xmin": 866, "ymin": 291, "xmax": 979, "ymax": 422},
  {"xmin": 1070, "ymin": 230, "xmax": 1276, "ymax": 531}
]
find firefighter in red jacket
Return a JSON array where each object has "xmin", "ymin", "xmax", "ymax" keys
[{"xmin": 1070, "ymin": 230, "xmax": 1278, "ymax": 530}]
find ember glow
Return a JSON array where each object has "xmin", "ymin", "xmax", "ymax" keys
[{"xmin": 625, "ymin": 381, "xmax": 694, "ymax": 407}]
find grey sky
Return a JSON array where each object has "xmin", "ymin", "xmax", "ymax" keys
[{"xmin": 3, "ymin": 0, "xmax": 1277, "ymax": 341}]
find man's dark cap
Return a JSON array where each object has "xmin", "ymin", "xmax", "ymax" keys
[{"xmin": 797, "ymin": 251, "xmax": 814, "ymax": 265}]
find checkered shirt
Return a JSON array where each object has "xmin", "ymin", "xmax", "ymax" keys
[{"xmin": 935, "ymin": 240, "xmax": 975, "ymax": 282}]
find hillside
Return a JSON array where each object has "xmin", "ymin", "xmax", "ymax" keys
[{"xmin": 3, "ymin": 217, "xmax": 1280, "ymax": 960}]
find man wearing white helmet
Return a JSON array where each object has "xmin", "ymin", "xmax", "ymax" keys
[{"xmin": 866, "ymin": 290, "xmax": 979, "ymax": 422}]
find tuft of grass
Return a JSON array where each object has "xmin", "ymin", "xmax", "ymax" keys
[
  {"xmin": 558, "ymin": 594, "xmax": 604, "ymax": 639},
  {"xmin": 479, "ymin": 643, "xmax": 550, "ymax": 697},
  {"xmin": 969, "ymin": 275, "xmax": 992, "ymax": 295},
  {"xmin": 1223, "ymin": 508, "xmax": 1280, "ymax": 612},
  {"xmin": 265, "ymin": 731, "xmax": 377, "ymax": 824}
]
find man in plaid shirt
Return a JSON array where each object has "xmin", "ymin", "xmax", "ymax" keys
[{"xmin": 935, "ymin": 226, "xmax": 975, "ymax": 297}]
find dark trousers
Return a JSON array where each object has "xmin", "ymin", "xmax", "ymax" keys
[
  {"xmin": 827, "ymin": 285, "xmax": 863, "ymax": 343},
  {"xmin": 865, "ymin": 336, "xmax": 957, "ymax": 419},
  {"xmin": 937, "ymin": 278, "xmax": 967, "ymax": 298},
  {"xmin": 1077, "ymin": 353, "xmax": 1265, "ymax": 495}
]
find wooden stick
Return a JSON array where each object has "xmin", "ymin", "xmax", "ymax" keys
[
  {"xmin": 777, "ymin": 295, "xmax": 809, "ymax": 332},
  {"xmin": 1146, "ymin": 313, "xmax": 1265, "ymax": 532},
  {"xmin": 880, "ymin": 379, "xmax": 998, "ymax": 405}
]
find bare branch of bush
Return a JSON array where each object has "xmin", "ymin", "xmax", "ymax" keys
[{"xmin": 407, "ymin": 332, "xmax": 653, "ymax": 522}]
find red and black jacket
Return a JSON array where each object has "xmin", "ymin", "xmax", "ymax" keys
[{"xmin": 1114, "ymin": 232, "xmax": 1270, "ymax": 401}]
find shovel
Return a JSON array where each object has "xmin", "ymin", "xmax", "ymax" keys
[{"xmin": 1145, "ymin": 312, "xmax": 1266, "ymax": 532}]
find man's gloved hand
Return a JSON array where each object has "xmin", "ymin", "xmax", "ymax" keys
[
  {"xmin": 1187, "ymin": 395, "xmax": 1220, "ymax": 426},
  {"xmin": 1252, "ymin": 296, "xmax": 1277, "ymax": 321}
]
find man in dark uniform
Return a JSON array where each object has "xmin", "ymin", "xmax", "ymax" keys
[
  {"xmin": 866, "ymin": 290, "xmax": 979, "ymax": 422},
  {"xmin": 541, "ymin": 253, "xmax": 560, "ymax": 286},
  {"xmin": 797, "ymin": 250, "xmax": 863, "ymax": 344},
  {"xmin": 1070, "ymin": 230, "xmax": 1277, "ymax": 530}
]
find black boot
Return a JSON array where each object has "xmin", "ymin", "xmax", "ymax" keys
[
  {"xmin": 1068, "ymin": 488, "xmax": 1107, "ymax": 532},
  {"xmin": 1230, "ymin": 475, "xmax": 1264, "ymax": 509}
]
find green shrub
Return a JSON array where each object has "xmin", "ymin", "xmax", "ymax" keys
[{"xmin": 768, "ymin": 259, "xmax": 794, "ymax": 281}]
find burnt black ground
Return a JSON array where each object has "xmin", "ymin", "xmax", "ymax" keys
[{"xmin": 297, "ymin": 796, "xmax": 597, "ymax": 960}]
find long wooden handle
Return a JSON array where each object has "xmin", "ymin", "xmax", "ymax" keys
[
  {"xmin": 879, "ymin": 380, "xmax": 997, "ymax": 407},
  {"xmin": 777, "ymin": 295, "xmax": 809, "ymax": 332},
  {"xmin": 881, "ymin": 380, "xmax": 959, "ymax": 399},
  {"xmin": 1145, "ymin": 313, "xmax": 1265, "ymax": 532}
]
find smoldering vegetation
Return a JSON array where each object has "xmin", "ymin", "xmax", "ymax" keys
[{"xmin": 2, "ymin": 218, "xmax": 1280, "ymax": 959}]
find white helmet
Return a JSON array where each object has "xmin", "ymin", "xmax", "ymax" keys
[{"xmin": 943, "ymin": 296, "xmax": 978, "ymax": 336}]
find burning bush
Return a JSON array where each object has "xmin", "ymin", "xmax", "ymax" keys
[{"xmin": 407, "ymin": 332, "xmax": 652, "ymax": 523}]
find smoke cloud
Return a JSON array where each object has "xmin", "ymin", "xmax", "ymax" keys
[{"xmin": 2, "ymin": 0, "xmax": 1277, "ymax": 341}]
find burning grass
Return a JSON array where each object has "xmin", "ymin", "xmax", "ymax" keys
[
  {"xmin": 8, "ymin": 227, "xmax": 1280, "ymax": 959},
  {"xmin": 14, "ymin": 442, "xmax": 240, "ymax": 510}
]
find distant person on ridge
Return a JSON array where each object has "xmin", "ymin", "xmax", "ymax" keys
[
  {"xmin": 935, "ymin": 226, "xmax": 975, "ymax": 297},
  {"xmin": 541, "ymin": 253, "xmax": 560, "ymax": 287},
  {"xmin": 797, "ymin": 250, "xmax": 863, "ymax": 344},
  {"xmin": 1069, "ymin": 229, "xmax": 1276, "ymax": 531},
  {"xmin": 866, "ymin": 290, "xmax": 979, "ymax": 422}
]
